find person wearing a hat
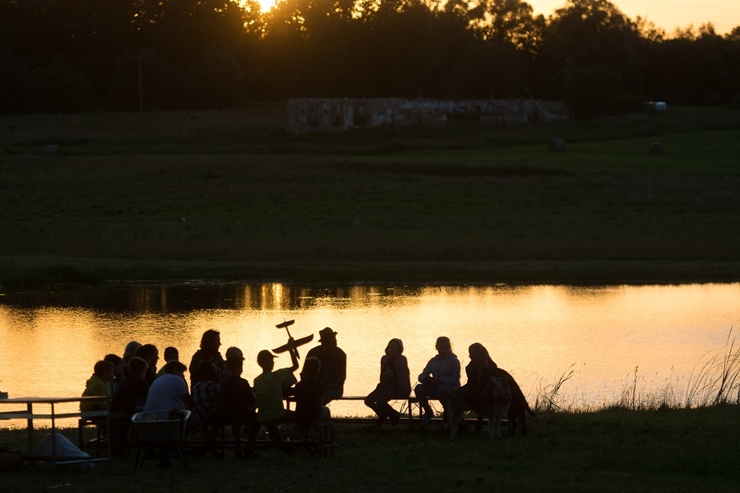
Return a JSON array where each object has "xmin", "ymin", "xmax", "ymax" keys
[
  {"xmin": 251, "ymin": 345, "xmax": 299, "ymax": 444},
  {"xmin": 219, "ymin": 347, "xmax": 257, "ymax": 457},
  {"xmin": 364, "ymin": 338, "xmax": 411, "ymax": 426},
  {"xmin": 306, "ymin": 327, "xmax": 347, "ymax": 404}
]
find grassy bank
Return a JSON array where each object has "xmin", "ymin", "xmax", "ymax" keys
[
  {"xmin": 1, "ymin": 106, "xmax": 740, "ymax": 286},
  {"xmin": 2, "ymin": 406, "xmax": 739, "ymax": 492}
]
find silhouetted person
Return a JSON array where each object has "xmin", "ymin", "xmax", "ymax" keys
[
  {"xmin": 110, "ymin": 356, "xmax": 149, "ymax": 445},
  {"xmin": 104, "ymin": 353, "xmax": 125, "ymax": 397},
  {"xmin": 219, "ymin": 347, "xmax": 257, "ymax": 457},
  {"xmin": 306, "ymin": 327, "xmax": 346, "ymax": 404},
  {"xmin": 290, "ymin": 356, "xmax": 328, "ymax": 440},
  {"xmin": 414, "ymin": 336, "xmax": 461, "ymax": 428},
  {"xmin": 364, "ymin": 338, "xmax": 410, "ymax": 426},
  {"xmin": 111, "ymin": 356, "xmax": 149, "ymax": 416},
  {"xmin": 80, "ymin": 360, "xmax": 114, "ymax": 412},
  {"xmin": 189, "ymin": 329, "xmax": 227, "ymax": 387},
  {"xmin": 122, "ymin": 340, "xmax": 142, "ymax": 378},
  {"xmin": 145, "ymin": 361, "xmax": 190, "ymax": 412},
  {"xmin": 157, "ymin": 346, "xmax": 180, "ymax": 377},
  {"xmin": 192, "ymin": 361, "xmax": 223, "ymax": 457},
  {"xmin": 460, "ymin": 342, "xmax": 498, "ymax": 411},
  {"xmin": 134, "ymin": 343, "xmax": 159, "ymax": 387},
  {"xmin": 252, "ymin": 347, "xmax": 298, "ymax": 444}
]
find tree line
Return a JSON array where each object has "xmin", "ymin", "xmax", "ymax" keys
[{"xmin": 1, "ymin": 0, "xmax": 739, "ymax": 118}]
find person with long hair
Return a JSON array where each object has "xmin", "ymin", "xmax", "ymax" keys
[
  {"xmin": 364, "ymin": 338, "xmax": 411, "ymax": 426},
  {"xmin": 460, "ymin": 342, "xmax": 498, "ymax": 411}
]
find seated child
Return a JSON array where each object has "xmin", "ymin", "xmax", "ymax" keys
[
  {"xmin": 219, "ymin": 347, "xmax": 257, "ymax": 457},
  {"xmin": 80, "ymin": 360, "xmax": 114, "ymax": 412},
  {"xmin": 251, "ymin": 346, "xmax": 298, "ymax": 443},
  {"xmin": 291, "ymin": 356, "xmax": 328, "ymax": 440}
]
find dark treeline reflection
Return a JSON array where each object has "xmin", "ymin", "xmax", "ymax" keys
[
  {"xmin": 0, "ymin": 283, "xmax": 420, "ymax": 312},
  {"xmin": 1, "ymin": 0, "xmax": 739, "ymax": 117}
]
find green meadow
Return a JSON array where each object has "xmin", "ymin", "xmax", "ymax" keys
[
  {"xmin": 1, "ymin": 406, "xmax": 739, "ymax": 492},
  {"xmin": 1, "ymin": 105, "xmax": 740, "ymax": 490},
  {"xmin": 1, "ymin": 105, "xmax": 739, "ymax": 286}
]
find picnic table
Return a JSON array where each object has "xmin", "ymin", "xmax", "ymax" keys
[{"xmin": 0, "ymin": 395, "xmax": 110, "ymax": 469}]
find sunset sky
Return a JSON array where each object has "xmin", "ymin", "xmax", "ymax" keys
[
  {"xmin": 530, "ymin": 0, "xmax": 739, "ymax": 35},
  {"xmin": 256, "ymin": 1, "xmax": 739, "ymax": 36}
]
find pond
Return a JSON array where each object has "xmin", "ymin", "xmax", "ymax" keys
[{"xmin": 1, "ymin": 282, "xmax": 738, "ymax": 423}]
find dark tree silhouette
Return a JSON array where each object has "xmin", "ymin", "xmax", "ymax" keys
[{"xmin": 0, "ymin": 0, "xmax": 738, "ymax": 114}]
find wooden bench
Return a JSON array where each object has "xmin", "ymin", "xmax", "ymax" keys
[{"xmin": 288, "ymin": 396, "xmax": 439, "ymax": 427}]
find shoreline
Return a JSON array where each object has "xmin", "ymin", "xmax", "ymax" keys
[{"xmin": 2, "ymin": 257, "xmax": 740, "ymax": 288}]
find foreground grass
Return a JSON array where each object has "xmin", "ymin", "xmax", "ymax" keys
[
  {"xmin": 2, "ymin": 406, "xmax": 739, "ymax": 492},
  {"xmin": 1, "ymin": 106, "xmax": 740, "ymax": 285}
]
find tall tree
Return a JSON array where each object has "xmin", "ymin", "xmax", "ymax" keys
[{"xmin": 537, "ymin": 0, "xmax": 645, "ymax": 117}]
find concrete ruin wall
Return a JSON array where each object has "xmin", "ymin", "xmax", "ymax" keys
[{"xmin": 285, "ymin": 98, "xmax": 570, "ymax": 134}]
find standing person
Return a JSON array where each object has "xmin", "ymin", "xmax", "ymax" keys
[
  {"xmin": 80, "ymin": 360, "xmax": 114, "ymax": 412},
  {"xmin": 252, "ymin": 346, "xmax": 299, "ymax": 444},
  {"xmin": 414, "ymin": 336, "xmax": 461, "ymax": 428},
  {"xmin": 219, "ymin": 347, "xmax": 257, "ymax": 457},
  {"xmin": 189, "ymin": 329, "xmax": 227, "ymax": 387},
  {"xmin": 364, "ymin": 338, "xmax": 410, "ymax": 426},
  {"xmin": 145, "ymin": 361, "xmax": 191, "ymax": 412},
  {"xmin": 306, "ymin": 327, "xmax": 346, "ymax": 404}
]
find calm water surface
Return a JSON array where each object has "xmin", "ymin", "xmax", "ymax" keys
[{"xmin": 1, "ymin": 283, "xmax": 738, "ymax": 422}]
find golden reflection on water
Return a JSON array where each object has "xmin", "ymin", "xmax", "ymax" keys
[{"xmin": 1, "ymin": 283, "xmax": 738, "ymax": 425}]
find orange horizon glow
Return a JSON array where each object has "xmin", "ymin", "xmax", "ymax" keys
[
  {"xmin": 246, "ymin": 0, "xmax": 738, "ymax": 34},
  {"xmin": 529, "ymin": 0, "xmax": 738, "ymax": 35}
]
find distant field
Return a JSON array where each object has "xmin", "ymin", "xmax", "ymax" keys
[{"xmin": 1, "ymin": 106, "xmax": 739, "ymax": 285}]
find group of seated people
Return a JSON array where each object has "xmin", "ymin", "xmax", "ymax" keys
[
  {"xmin": 363, "ymin": 336, "xmax": 503, "ymax": 429},
  {"xmin": 80, "ymin": 325, "xmax": 508, "ymax": 456},
  {"xmin": 80, "ymin": 327, "xmax": 347, "ymax": 457}
]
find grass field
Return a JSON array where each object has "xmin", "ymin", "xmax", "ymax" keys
[
  {"xmin": 2, "ymin": 106, "xmax": 740, "ymax": 488},
  {"xmin": 1, "ymin": 105, "xmax": 740, "ymax": 286},
  {"xmin": 1, "ymin": 405, "xmax": 739, "ymax": 492}
]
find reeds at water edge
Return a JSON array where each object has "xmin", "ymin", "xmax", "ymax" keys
[{"xmin": 535, "ymin": 324, "xmax": 740, "ymax": 412}]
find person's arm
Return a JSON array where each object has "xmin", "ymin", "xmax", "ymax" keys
[
  {"xmin": 337, "ymin": 349, "xmax": 347, "ymax": 385},
  {"xmin": 379, "ymin": 355, "xmax": 389, "ymax": 381},
  {"xmin": 396, "ymin": 356, "xmax": 411, "ymax": 396},
  {"xmin": 288, "ymin": 340, "xmax": 300, "ymax": 372},
  {"xmin": 418, "ymin": 358, "xmax": 434, "ymax": 384},
  {"xmin": 177, "ymin": 377, "xmax": 192, "ymax": 408},
  {"xmin": 322, "ymin": 350, "xmax": 345, "ymax": 390}
]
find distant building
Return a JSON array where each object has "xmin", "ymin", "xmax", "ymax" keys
[{"xmin": 285, "ymin": 98, "xmax": 570, "ymax": 134}]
